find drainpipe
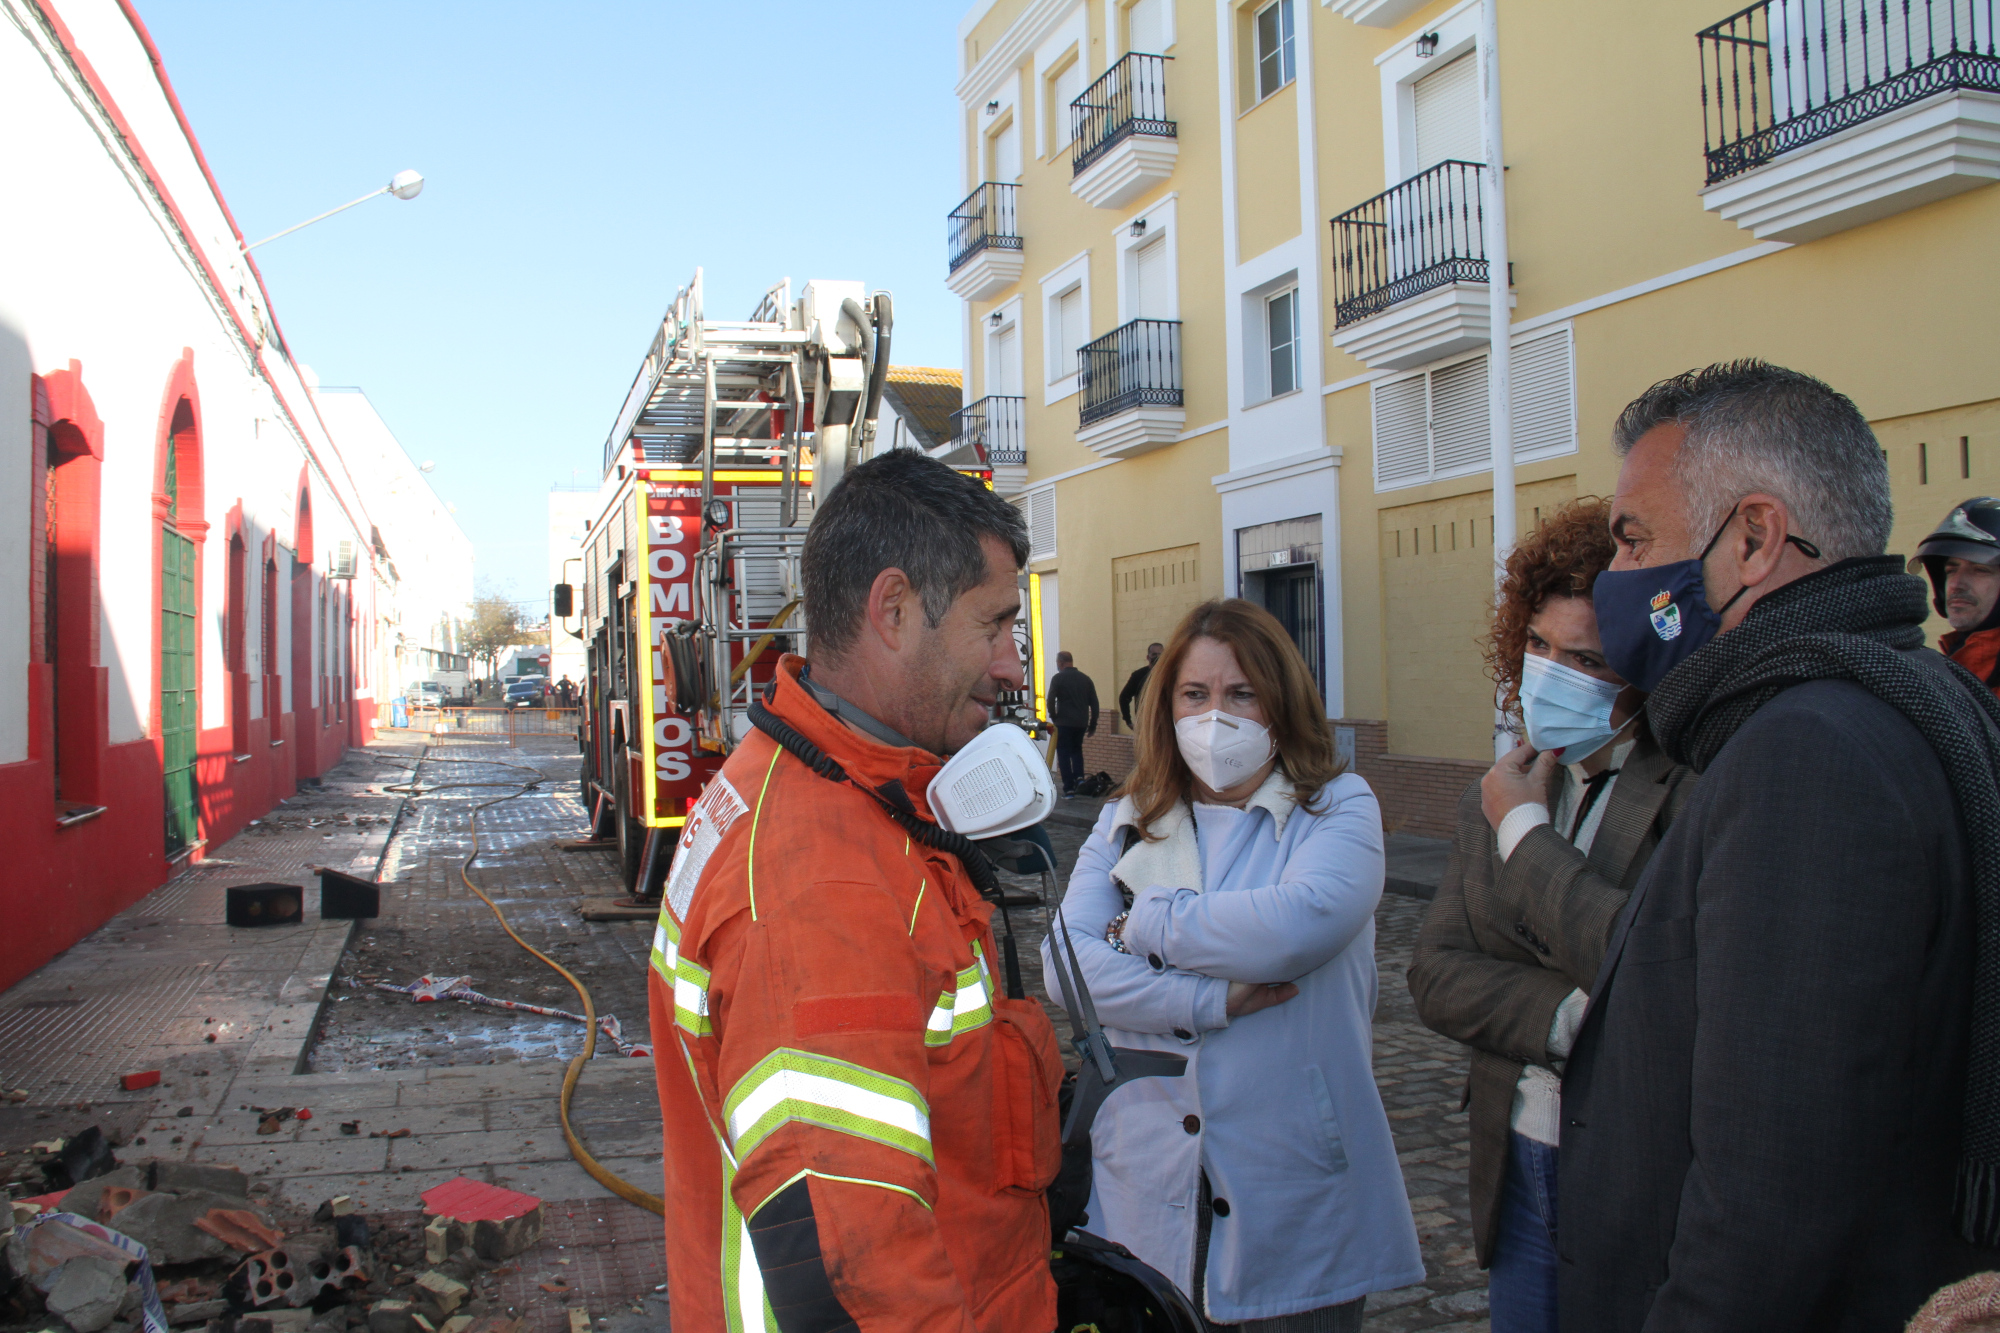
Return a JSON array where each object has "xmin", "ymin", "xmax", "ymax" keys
[{"xmin": 1481, "ymin": 0, "xmax": 1517, "ymax": 760}]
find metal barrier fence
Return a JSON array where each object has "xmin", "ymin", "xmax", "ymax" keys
[{"xmin": 377, "ymin": 704, "xmax": 582, "ymax": 745}]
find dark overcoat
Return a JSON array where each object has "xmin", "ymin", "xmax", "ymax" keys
[{"xmin": 1559, "ymin": 674, "xmax": 1999, "ymax": 1332}]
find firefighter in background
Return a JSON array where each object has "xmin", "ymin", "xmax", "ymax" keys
[
  {"xmin": 648, "ymin": 451, "xmax": 1062, "ymax": 1332},
  {"xmin": 1911, "ymin": 497, "xmax": 2000, "ymax": 697}
]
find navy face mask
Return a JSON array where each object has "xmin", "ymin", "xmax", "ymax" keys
[{"xmin": 1592, "ymin": 507, "xmax": 1821, "ymax": 694}]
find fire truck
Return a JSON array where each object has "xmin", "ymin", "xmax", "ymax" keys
[{"xmin": 566, "ymin": 270, "xmax": 944, "ymax": 894}]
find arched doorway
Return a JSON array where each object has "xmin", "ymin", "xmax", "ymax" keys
[
  {"xmin": 292, "ymin": 486, "xmax": 315, "ymax": 783},
  {"xmin": 162, "ymin": 429, "xmax": 198, "ymax": 854}
]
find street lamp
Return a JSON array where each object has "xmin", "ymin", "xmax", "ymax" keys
[{"xmin": 242, "ymin": 170, "xmax": 425, "ymax": 251}]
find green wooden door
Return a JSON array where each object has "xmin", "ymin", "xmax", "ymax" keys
[{"xmin": 162, "ymin": 527, "xmax": 198, "ymax": 854}]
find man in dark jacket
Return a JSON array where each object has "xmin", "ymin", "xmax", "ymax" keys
[
  {"xmin": 1910, "ymin": 497, "xmax": 2000, "ymax": 699},
  {"xmin": 1118, "ymin": 641, "xmax": 1162, "ymax": 730},
  {"xmin": 1558, "ymin": 361, "xmax": 2000, "ymax": 1332},
  {"xmin": 1048, "ymin": 651, "xmax": 1098, "ymax": 796}
]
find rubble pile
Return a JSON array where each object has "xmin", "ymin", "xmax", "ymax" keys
[{"xmin": 2, "ymin": 1160, "xmax": 546, "ymax": 1332}]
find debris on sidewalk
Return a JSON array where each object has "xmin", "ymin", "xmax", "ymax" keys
[
  {"xmin": 2, "ymin": 1162, "xmax": 569, "ymax": 1329},
  {"xmin": 420, "ymin": 1179, "xmax": 544, "ymax": 1261},
  {"xmin": 373, "ymin": 976, "xmax": 652, "ymax": 1057}
]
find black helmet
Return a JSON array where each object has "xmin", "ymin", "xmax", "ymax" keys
[
  {"xmin": 1908, "ymin": 498, "xmax": 2000, "ymax": 625},
  {"xmin": 1052, "ymin": 1230, "xmax": 1205, "ymax": 1333}
]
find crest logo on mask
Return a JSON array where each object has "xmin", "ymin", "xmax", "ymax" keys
[{"xmin": 1650, "ymin": 598, "xmax": 1683, "ymax": 641}]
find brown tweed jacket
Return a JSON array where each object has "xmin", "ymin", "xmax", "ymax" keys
[{"xmin": 1405, "ymin": 728, "xmax": 1694, "ymax": 1266}]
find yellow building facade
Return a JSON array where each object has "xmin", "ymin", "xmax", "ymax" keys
[{"xmin": 945, "ymin": 0, "xmax": 2000, "ymax": 833}]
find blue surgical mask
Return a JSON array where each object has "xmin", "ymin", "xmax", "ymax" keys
[
  {"xmin": 1592, "ymin": 507, "xmax": 1821, "ymax": 694},
  {"xmin": 1518, "ymin": 652, "xmax": 1626, "ymax": 759}
]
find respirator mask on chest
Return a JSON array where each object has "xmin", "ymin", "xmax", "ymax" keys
[{"xmin": 929, "ymin": 722, "xmax": 1057, "ymax": 839}]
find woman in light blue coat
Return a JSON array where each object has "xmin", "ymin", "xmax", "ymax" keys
[{"xmin": 1044, "ymin": 598, "xmax": 1423, "ymax": 1330}]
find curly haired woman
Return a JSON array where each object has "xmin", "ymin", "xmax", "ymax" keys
[{"xmin": 1406, "ymin": 497, "xmax": 1696, "ymax": 1333}]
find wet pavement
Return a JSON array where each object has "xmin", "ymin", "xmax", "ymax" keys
[{"xmin": 309, "ymin": 740, "xmax": 650, "ymax": 1073}]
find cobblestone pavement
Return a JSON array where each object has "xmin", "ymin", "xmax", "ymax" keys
[{"xmin": 1032, "ymin": 807, "xmax": 1488, "ymax": 1331}]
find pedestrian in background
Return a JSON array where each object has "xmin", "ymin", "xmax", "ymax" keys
[
  {"xmin": 1559, "ymin": 361, "xmax": 2000, "ymax": 1331},
  {"xmin": 1408, "ymin": 497, "xmax": 1694, "ymax": 1333},
  {"xmin": 1050, "ymin": 650, "xmax": 1099, "ymax": 796},
  {"xmin": 1120, "ymin": 641, "xmax": 1164, "ymax": 730},
  {"xmin": 1044, "ymin": 598, "xmax": 1422, "ymax": 1330},
  {"xmin": 1910, "ymin": 497, "xmax": 2000, "ymax": 699}
]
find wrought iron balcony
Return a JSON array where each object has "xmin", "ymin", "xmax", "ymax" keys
[
  {"xmin": 1329, "ymin": 161, "xmax": 1489, "ymax": 328},
  {"xmin": 1072, "ymin": 53, "xmax": 1176, "ymax": 176},
  {"xmin": 948, "ymin": 183, "xmax": 1022, "ymax": 274},
  {"xmin": 1079, "ymin": 319, "xmax": 1182, "ymax": 427},
  {"xmin": 948, "ymin": 395, "xmax": 1026, "ymax": 466},
  {"xmin": 1699, "ymin": 0, "xmax": 1999, "ymax": 185}
]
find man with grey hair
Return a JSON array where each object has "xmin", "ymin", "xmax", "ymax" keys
[{"xmin": 1548, "ymin": 361, "xmax": 2000, "ymax": 1330}]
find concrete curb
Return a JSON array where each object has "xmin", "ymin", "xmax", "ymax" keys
[{"xmin": 239, "ymin": 916, "xmax": 357, "ymax": 1079}]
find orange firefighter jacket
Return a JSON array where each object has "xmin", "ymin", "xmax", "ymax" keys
[
  {"xmin": 1942, "ymin": 625, "xmax": 2000, "ymax": 700},
  {"xmin": 648, "ymin": 656, "xmax": 1063, "ymax": 1333}
]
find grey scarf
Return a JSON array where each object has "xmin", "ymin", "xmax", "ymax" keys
[{"xmin": 1646, "ymin": 555, "xmax": 2000, "ymax": 1246}]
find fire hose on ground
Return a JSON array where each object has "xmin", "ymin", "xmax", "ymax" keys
[{"xmin": 380, "ymin": 750, "xmax": 667, "ymax": 1217}]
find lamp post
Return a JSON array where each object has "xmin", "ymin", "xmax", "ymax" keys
[
  {"xmin": 1482, "ymin": 0, "xmax": 1517, "ymax": 760},
  {"xmin": 243, "ymin": 170, "xmax": 425, "ymax": 252}
]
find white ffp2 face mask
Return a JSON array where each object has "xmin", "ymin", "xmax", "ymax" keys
[
  {"xmin": 1175, "ymin": 710, "xmax": 1275, "ymax": 794},
  {"xmin": 929, "ymin": 722, "xmax": 1056, "ymax": 839}
]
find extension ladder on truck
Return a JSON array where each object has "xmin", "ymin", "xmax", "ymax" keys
[{"xmin": 579, "ymin": 268, "xmax": 891, "ymax": 895}]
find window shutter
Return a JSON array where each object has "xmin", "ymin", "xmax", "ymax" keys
[
  {"xmin": 1413, "ymin": 52, "xmax": 1482, "ymax": 172},
  {"xmin": 1021, "ymin": 489, "xmax": 1057, "ymax": 562},
  {"xmin": 1511, "ymin": 327, "xmax": 1576, "ymax": 462},
  {"xmin": 1127, "ymin": 0, "xmax": 1166, "ymax": 54},
  {"xmin": 1429, "ymin": 354, "xmax": 1491, "ymax": 477},
  {"xmin": 1372, "ymin": 374, "xmax": 1430, "ymax": 489}
]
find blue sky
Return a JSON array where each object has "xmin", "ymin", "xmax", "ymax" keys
[{"xmin": 141, "ymin": 1, "xmax": 967, "ymax": 610}]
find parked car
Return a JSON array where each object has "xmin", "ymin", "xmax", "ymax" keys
[
  {"xmin": 405, "ymin": 681, "xmax": 445, "ymax": 706},
  {"xmin": 505, "ymin": 676, "xmax": 548, "ymax": 707}
]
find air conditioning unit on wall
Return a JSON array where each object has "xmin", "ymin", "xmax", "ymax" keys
[{"xmin": 331, "ymin": 539, "xmax": 358, "ymax": 579}]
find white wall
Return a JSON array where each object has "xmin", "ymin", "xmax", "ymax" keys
[{"xmin": 0, "ymin": 0, "xmax": 395, "ymax": 759}]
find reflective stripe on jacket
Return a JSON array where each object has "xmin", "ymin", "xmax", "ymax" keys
[{"xmin": 649, "ymin": 655, "xmax": 1062, "ymax": 1333}]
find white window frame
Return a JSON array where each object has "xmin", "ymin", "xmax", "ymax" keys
[
  {"xmin": 1253, "ymin": 0, "xmax": 1297, "ymax": 103},
  {"xmin": 1266, "ymin": 287, "xmax": 1300, "ymax": 399},
  {"xmin": 1376, "ymin": 0, "xmax": 1482, "ymax": 185},
  {"xmin": 982, "ymin": 294, "xmax": 1025, "ymax": 400},
  {"xmin": 1241, "ymin": 269, "xmax": 1301, "ymax": 406},
  {"xmin": 1369, "ymin": 324, "xmax": 1577, "ymax": 491},
  {"xmin": 1114, "ymin": 193, "xmax": 1179, "ymax": 325},
  {"xmin": 985, "ymin": 108, "xmax": 1021, "ymax": 183},
  {"xmin": 1038, "ymin": 250, "xmax": 1092, "ymax": 403},
  {"xmin": 1032, "ymin": 8, "xmax": 1089, "ymax": 160},
  {"xmin": 1044, "ymin": 48, "xmax": 1086, "ymax": 153}
]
